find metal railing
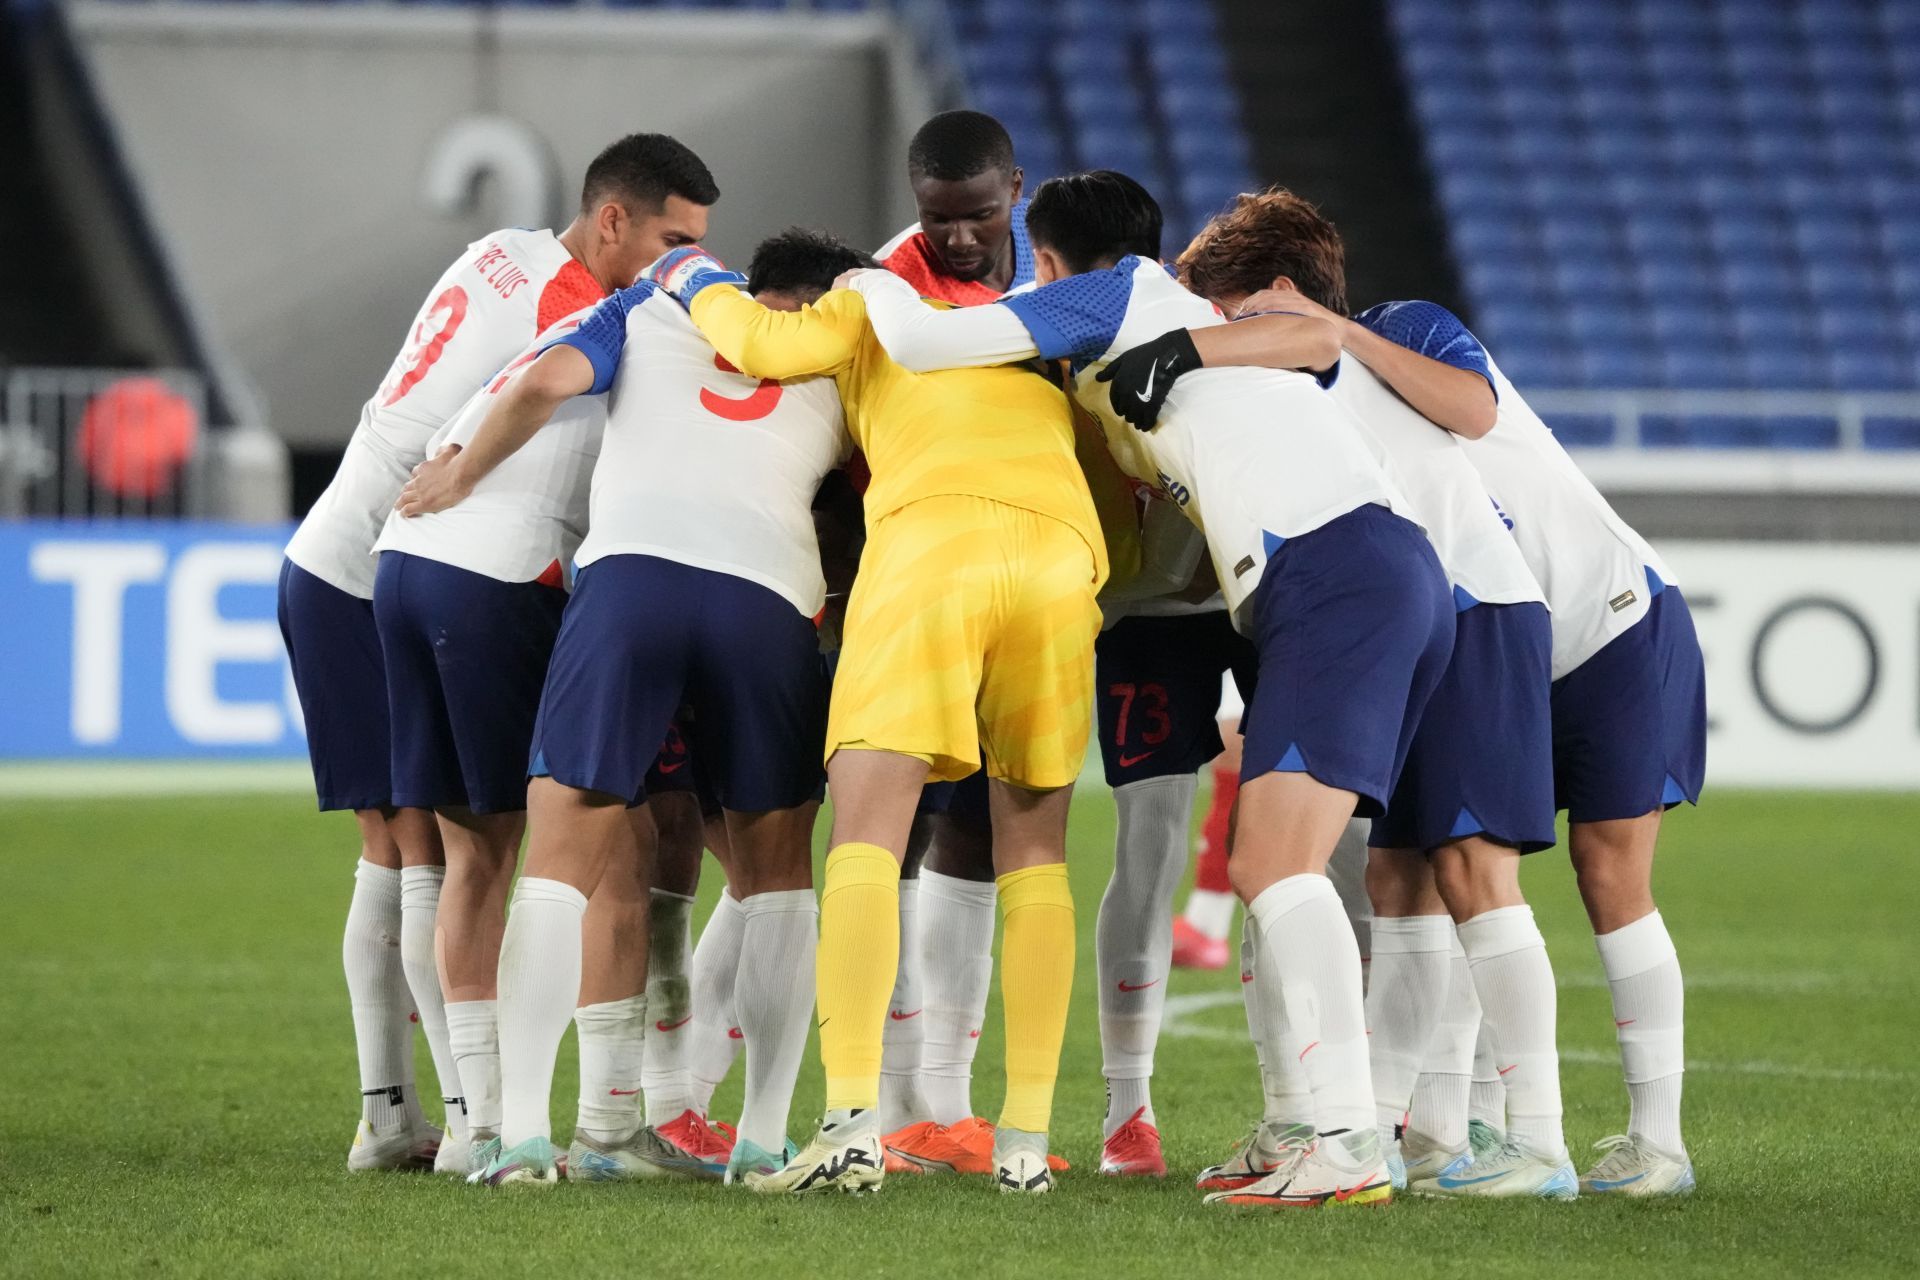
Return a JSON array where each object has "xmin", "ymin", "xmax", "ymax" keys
[{"xmin": 1, "ymin": 366, "xmax": 213, "ymax": 518}]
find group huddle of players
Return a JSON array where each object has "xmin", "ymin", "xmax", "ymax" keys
[{"xmin": 279, "ymin": 110, "xmax": 1704, "ymax": 1209}]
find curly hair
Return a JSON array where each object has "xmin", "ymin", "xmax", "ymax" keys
[{"xmin": 1176, "ymin": 188, "xmax": 1349, "ymax": 316}]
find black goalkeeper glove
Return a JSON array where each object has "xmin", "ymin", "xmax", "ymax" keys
[{"xmin": 1095, "ymin": 327, "xmax": 1202, "ymax": 432}]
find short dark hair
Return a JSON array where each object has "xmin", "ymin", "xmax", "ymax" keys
[
  {"xmin": 1176, "ymin": 188, "xmax": 1349, "ymax": 315},
  {"xmin": 1025, "ymin": 170, "xmax": 1163, "ymax": 274},
  {"xmin": 907, "ymin": 110, "xmax": 1017, "ymax": 182},
  {"xmin": 581, "ymin": 133, "xmax": 719, "ymax": 214},
  {"xmin": 747, "ymin": 227, "xmax": 876, "ymax": 296}
]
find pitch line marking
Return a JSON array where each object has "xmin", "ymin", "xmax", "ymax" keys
[{"xmin": 1158, "ymin": 991, "xmax": 1913, "ymax": 1083}]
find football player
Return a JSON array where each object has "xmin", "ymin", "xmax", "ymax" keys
[
  {"xmin": 843, "ymin": 170, "xmax": 1456, "ymax": 1208},
  {"xmin": 398, "ymin": 229, "xmax": 863, "ymax": 1187},
  {"xmin": 277, "ymin": 132, "xmax": 713, "ymax": 1174},
  {"xmin": 1123, "ymin": 189, "xmax": 1704, "ymax": 1198}
]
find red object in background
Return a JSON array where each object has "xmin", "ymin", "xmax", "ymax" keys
[{"xmin": 77, "ymin": 377, "xmax": 200, "ymax": 499}]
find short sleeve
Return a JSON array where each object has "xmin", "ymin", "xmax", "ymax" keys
[
  {"xmin": 999, "ymin": 267, "xmax": 1136, "ymax": 362},
  {"xmin": 549, "ymin": 282, "xmax": 657, "ymax": 395},
  {"xmin": 1354, "ymin": 300, "xmax": 1497, "ymax": 401}
]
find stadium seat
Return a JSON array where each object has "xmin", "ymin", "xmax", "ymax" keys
[{"xmin": 1864, "ymin": 416, "xmax": 1920, "ymax": 449}]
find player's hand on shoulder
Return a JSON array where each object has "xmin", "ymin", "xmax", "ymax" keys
[
  {"xmin": 1234, "ymin": 287, "xmax": 1337, "ymax": 324},
  {"xmin": 395, "ymin": 444, "xmax": 471, "ymax": 518},
  {"xmin": 641, "ymin": 246, "xmax": 747, "ymax": 308},
  {"xmin": 835, "ymin": 267, "xmax": 900, "ymax": 294},
  {"xmin": 1094, "ymin": 328, "xmax": 1202, "ymax": 432}
]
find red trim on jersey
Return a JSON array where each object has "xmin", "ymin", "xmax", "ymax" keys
[
  {"xmin": 880, "ymin": 233, "xmax": 1005, "ymax": 307},
  {"xmin": 535, "ymin": 559, "xmax": 565, "ymax": 589},
  {"xmin": 539, "ymin": 257, "xmax": 607, "ymax": 332}
]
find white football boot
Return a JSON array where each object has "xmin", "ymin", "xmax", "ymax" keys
[
  {"xmin": 1416, "ymin": 1138, "xmax": 1578, "ymax": 1199},
  {"xmin": 1579, "ymin": 1134, "xmax": 1696, "ymax": 1197},
  {"xmin": 752, "ymin": 1109, "xmax": 885, "ymax": 1195},
  {"xmin": 993, "ymin": 1127, "xmax": 1053, "ymax": 1195},
  {"xmin": 1194, "ymin": 1120, "xmax": 1314, "ymax": 1191},
  {"xmin": 1206, "ymin": 1130, "xmax": 1392, "ymax": 1209}
]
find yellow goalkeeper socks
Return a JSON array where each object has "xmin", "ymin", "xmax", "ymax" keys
[
  {"xmin": 817, "ymin": 842, "xmax": 901, "ymax": 1113},
  {"xmin": 996, "ymin": 862, "xmax": 1075, "ymax": 1133}
]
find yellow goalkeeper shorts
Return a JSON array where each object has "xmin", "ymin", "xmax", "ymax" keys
[{"xmin": 828, "ymin": 494, "xmax": 1100, "ymax": 790}]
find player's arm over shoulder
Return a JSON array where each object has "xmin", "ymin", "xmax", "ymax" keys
[
  {"xmin": 1346, "ymin": 300, "xmax": 1498, "ymax": 438},
  {"xmin": 842, "ymin": 268, "xmax": 1040, "ymax": 371},
  {"xmin": 689, "ymin": 285, "xmax": 863, "ymax": 381}
]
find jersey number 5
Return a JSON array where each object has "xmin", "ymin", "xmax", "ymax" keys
[
  {"xmin": 702, "ymin": 353, "xmax": 784, "ymax": 421},
  {"xmin": 380, "ymin": 285, "xmax": 470, "ymax": 408}
]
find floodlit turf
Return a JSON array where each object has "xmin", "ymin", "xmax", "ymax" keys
[{"xmin": 4, "ymin": 787, "xmax": 1917, "ymax": 1277}]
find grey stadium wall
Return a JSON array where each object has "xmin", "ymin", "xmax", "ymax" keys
[{"xmin": 66, "ymin": 2, "xmax": 933, "ymax": 450}]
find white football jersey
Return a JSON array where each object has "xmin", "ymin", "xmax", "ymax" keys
[
  {"xmin": 1002, "ymin": 259, "xmax": 1411, "ymax": 624},
  {"xmin": 554, "ymin": 283, "xmax": 849, "ymax": 617},
  {"xmin": 1351, "ymin": 300, "xmax": 1675, "ymax": 679},
  {"xmin": 1465, "ymin": 365, "xmax": 1675, "ymax": 678},
  {"xmin": 372, "ymin": 306, "xmax": 605, "ymax": 584},
  {"xmin": 285, "ymin": 227, "xmax": 604, "ymax": 597},
  {"xmin": 1327, "ymin": 358, "xmax": 1543, "ymax": 610}
]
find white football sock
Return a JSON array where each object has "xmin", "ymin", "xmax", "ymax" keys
[
  {"xmin": 734, "ymin": 889, "xmax": 818, "ymax": 1156},
  {"xmin": 1460, "ymin": 905, "xmax": 1566, "ymax": 1160},
  {"xmin": 1409, "ymin": 930, "xmax": 1478, "ymax": 1150},
  {"xmin": 687, "ymin": 891, "xmax": 746, "ymax": 1114},
  {"xmin": 575, "ymin": 994, "xmax": 647, "ymax": 1144},
  {"xmin": 399, "ymin": 864, "xmax": 465, "ymax": 1142},
  {"xmin": 1241, "ymin": 915, "xmax": 1314, "ymax": 1125},
  {"xmin": 642, "ymin": 889, "xmax": 696, "ymax": 1125},
  {"xmin": 445, "ymin": 999, "xmax": 501, "ymax": 1135},
  {"xmin": 343, "ymin": 859, "xmax": 419, "ymax": 1131},
  {"xmin": 1365, "ymin": 913, "xmax": 1453, "ymax": 1143},
  {"xmin": 879, "ymin": 879, "xmax": 931, "ymax": 1132},
  {"xmin": 1470, "ymin": 1019, "xmax": 1507, "ymax": 1131},
  {"xmin": 1097, "ymin": 774, "xmax": 1195, "ymax": 1137},
  {"xmin": 919, "ymin": 869, "xmax": 996, "ymax": 1125},
  {"xmin": 1247, "ymin": 874, "xmax": 1373, "ymax": 1138},
  {"xmin": 1182, "ymin": 890, "xmax": 1236, "ymax": 941},
  {"xmin": 1595, "ymin": 910, "xmax": 1686, "ymax": 1153},
  {"xmin": 496, "ymin": 876, "xmax": 587, "ymax": 1148}
]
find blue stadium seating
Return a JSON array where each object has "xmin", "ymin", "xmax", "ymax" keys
[{"xmin": 1390, "ymin": 0, "xmax": 1920, "ymax": 432}]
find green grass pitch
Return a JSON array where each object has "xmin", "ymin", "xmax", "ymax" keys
[{"xmin": 4, "ymin": 786, "xmax": 1917, "ymax": 1277}]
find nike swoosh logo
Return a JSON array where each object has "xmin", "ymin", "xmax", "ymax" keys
[
  {"xmin": 727, "ymin": 1027, "xmax": 743, "ymax": 1040},
  {"xmin": 1136, "ymin": 359, "xmax": 1159, "ymax": 402},
  {"xmin": 889, "ymin": 1009, "xmax": 922, "ymax": 1021},
  {"xmin": 1332, "ymin": 1180, "xmax": 1375, "ymax": 1202},
  {"xmin": 1497, "ymin": 1064, "xmax": 1518, "ymax": 1076},
  {"xmin": 609, "ymin": 1087, "xmax": 641, "ymax": 1096},
  {"xmin": 655, "ymin": 1016, "xmax": 692, "ymax": 1032},
  {"xmin": 1442, "ymin": 1169, "xmax": 1515, "ymax": 1187},
  {"xmin": 1615, "ymin": 1018, "xmax": 1637, "ymax": 1028},
  {"xmin": 968, "ymin": 1029, "xmax": 981, "ymax": 1039},
  {"xmin": 1117, "ymin": 750, "xmax": 1155, "ymax": 767},
  {"xmin": 656, "ymin": 759, "xmax": 687, "ymax": 774},
  {"xmin": 1240, "ymin": 972, "xmax": 1254, "ymax": 984},
  {"xmin": 1116, "ymin": 979, "xmax": 1161, "ymax": 992},
  {"xmin": 1589, "ymin": 1171, "xmax": 1649, "ymax": 1190}
]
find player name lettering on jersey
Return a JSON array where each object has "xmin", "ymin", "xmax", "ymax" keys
[{"xmin": 286, "ymin": 227, "xmax": 605, "ymax": 598}]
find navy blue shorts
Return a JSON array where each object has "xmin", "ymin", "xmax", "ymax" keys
[
  {"xmin": 531, "ymin": 554, "xmax": 827, "ymax": 811},
  {"xmin": 1240, "ymin": 505, "xmax": 1455, "ymax": 817},
  {"xmin": 918, "ymin": 769, "xmax": 990, "ymax": 823},
  {"xmin": 1095, "ymin": 611, "xmax": 1257, "ymax": 787},
  {"xmin": 373, "ymin": 551, "xmax": 564, "ymax": 814},
  {"xmin": 1370, "ymin": 601, "xmax": 1557, "ymax": 854},
  {"xmin": 278, "ymin": 559, "xmax": 392, "ymax": 812},
  {"xmin": 1551, "ymin": 581, "xmax": 1707, "ymax": 823}
]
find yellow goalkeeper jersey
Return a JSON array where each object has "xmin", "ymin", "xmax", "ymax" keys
[{"xmin": 689, "ymin": 284, "xmax": 1109, "ymax": 585}]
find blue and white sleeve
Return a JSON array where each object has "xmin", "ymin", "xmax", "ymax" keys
[
  {"xmin": 1353, "ymin": 300, "xmax": 1497, "ymax": 401},
  {"xmin": 548, "ymin": 283, "xmax": 655, "ymax": 395},
  {"xmin": 998, "ymin": 270, "xmax": 1136, "ymax": 362}
]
